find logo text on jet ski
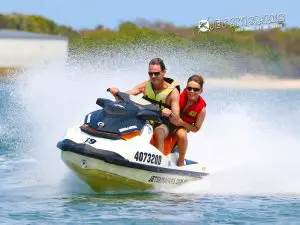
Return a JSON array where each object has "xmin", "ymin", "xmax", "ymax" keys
[
  {"xmin": 87, "ymin": 113, "xmax": 91, "ymax": 123},
  {"xmin": 97, "ymin": 121, "xmax": 105, "ymax": 127},
  {"xmin": 80, "ymin": 159, "xmax": 88, "ymax": 168},
  {"xmin": 114, "ymin": 104, "xmax": 125, "ymax": 108},
  {"xmin": 148, "ymin": 176, "xmax": 188, "ymax": 185},
  {"xmin": 119, "ymin": 125, "xmax": 137, "ymax": 133},
  {"xmin": 134, "ymin": 151, "xmax": 162, "ymax": 165},
  {"xmin": 85, "ymin": 138, "xmax": 96, "ymax": 144}
]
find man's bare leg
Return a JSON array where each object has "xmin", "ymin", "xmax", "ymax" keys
[{"xmin": 153, "ymin": 125, "xmax": 169, "ymax": 153}]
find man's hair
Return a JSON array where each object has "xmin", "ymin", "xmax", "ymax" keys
[
  {"xmin": 188, "ymin": 74, "xmax": 204, "ymax": 88},
  {"xmin": 149, "ymin": 58, "xmax": 166, "ymax": 71}
]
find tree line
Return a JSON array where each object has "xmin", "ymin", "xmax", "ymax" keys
[{"xmin": 1, "ymin": 13, "xmax": 300, "ymax": 77}]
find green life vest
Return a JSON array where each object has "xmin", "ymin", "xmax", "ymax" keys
[{"xmin": 143, "ymin": 77, "xmax": 180, "ymax": 109}]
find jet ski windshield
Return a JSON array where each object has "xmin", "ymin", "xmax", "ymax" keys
[
  {"xmin": 117, "ymin": 92, "xmax": 161, "ymax": 113},
  {"xmin": 83, "ymin": 91, "xmax": 161, "ymax": 138},
  {"xmin": 128, "ymin": 95, "xmax": 153, "ymax": 106}
]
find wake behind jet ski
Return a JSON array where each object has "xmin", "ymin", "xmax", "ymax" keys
[{"xmin": 56, "ymin": 90, "xmax": 209, "ymax": 192}]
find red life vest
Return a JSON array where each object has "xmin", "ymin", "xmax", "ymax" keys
[{"xmin": 179, "ymin": 88, "xmax": 206, "ymax": 124}]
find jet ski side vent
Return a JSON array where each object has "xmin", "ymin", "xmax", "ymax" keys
[{"xmin": 80, "ymin": 124, "xmax": 120, "ymax": 140}]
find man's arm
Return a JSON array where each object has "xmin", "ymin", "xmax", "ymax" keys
[
  {"xmin": 126, "ymin": 82, "xmax": 146, "ymax": 96},
  {"xmin": 109, "ymin": 82, "xmax": 146, "ymax": 100},
  {"xmin": 161, "ymin": 88, "xmax": 180, "ymax": 117},
  {"xmin": 169, "ymin": 88, "xmax": 180, "ymax": 116}
]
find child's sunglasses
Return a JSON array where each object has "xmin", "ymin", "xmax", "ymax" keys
[{"xmin": 187, "ymin": 86, "xmax": 201, "ymax": 92}]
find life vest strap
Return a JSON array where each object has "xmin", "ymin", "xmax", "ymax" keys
[{"xmin": 142, "ymin": 95, "xmax": 171, "ymax": 109}]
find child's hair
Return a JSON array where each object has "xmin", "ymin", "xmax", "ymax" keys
[{"xmin": 187, "ymin": 74, "xmax": 204, "ymax": 88}]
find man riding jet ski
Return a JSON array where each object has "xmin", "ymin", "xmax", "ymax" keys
[
  {"xmin": 56, "ymin": 90, "xmax": 209, "ymax": 192},
  {"xmin": 109, "ymin": 58, "xmax": 181, "ymax": 157}
]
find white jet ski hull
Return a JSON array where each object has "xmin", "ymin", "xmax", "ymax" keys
[
  {"xmin": 57, "ymin": 127, "xmax": 208, "ymax": 192},
  {"xmin": 61, "ymin": 151, "xmax": 203, "ymax": 191}
]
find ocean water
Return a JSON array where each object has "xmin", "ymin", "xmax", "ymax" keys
[{"xmin": 1, "ymin": 63, "xmax": 300, "ymax": 224}]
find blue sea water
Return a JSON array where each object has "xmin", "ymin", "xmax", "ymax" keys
[{"xmin": 1, "ymin": 69, "xmax": 300, "ymax": 224}]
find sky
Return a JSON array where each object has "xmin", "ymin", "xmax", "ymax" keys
[{"xmin": 1, "ymin": 0, "xmax": 299, "ymax": 30}]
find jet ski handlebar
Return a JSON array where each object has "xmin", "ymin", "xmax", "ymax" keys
[{"xmin": 106, "ymin": 88, "xmax": 160, "ymax": 111}]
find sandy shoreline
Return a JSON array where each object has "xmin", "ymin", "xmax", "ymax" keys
[
  {"xmin": 206, "ymin": 75, "xmax": 300, "ymax": 89},
  {"xmin": 1, "ymin": 72, "xmax": 300, "ymax": 89}
]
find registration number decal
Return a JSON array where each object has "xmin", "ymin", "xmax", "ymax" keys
[
  {"xmin": 134, "ymin": 151, "xmax": 162, "ymax": 165},
  {"xmin": 148, "ymin": 175, "xmax": 188, "ymax": 184}
]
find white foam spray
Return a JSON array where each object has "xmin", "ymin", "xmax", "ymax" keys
[{"xmin": 172, "ymin": 103, "xmax": 300, "ymax": 195}]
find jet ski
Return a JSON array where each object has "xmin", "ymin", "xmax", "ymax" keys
[{"xmin": 56, "ymin": 90, "xmax": 209, "ymax": 192}]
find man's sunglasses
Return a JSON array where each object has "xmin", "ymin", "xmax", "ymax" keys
[
  {"xmin": 187, "ymin": 86, "xmax": 201, "ymax": 92},
  {"xmin": 148, "ymin": 72, "xmax": 161, "ymax": 76}
]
